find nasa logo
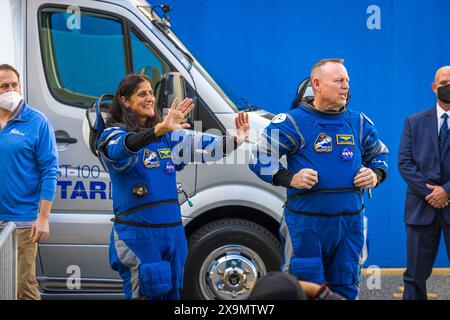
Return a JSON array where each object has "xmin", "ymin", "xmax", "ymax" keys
[{"xmin": 341, "ymin": 148, "xmax": 354, "ymax": 161}]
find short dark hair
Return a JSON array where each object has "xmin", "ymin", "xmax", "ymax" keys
[
  {"xmin": 311, "ymin": 58, "xmax": 344, "ymax": 79},
  {"xmin": 107, "ymin": 73, "xmax": 162, "ymax": 132},
  {"xmin": 0, "ymin": 64, "xmax": 20, "ymax": 81}
]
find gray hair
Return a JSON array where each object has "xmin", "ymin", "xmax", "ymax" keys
[{"xmin": 311, "ymin": 58, "xmax": 344, "ymax": 79}]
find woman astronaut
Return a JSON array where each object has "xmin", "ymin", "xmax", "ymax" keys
[{"xmin": 97, "ymin": 74, "xmax": 249, "ymax": 300}]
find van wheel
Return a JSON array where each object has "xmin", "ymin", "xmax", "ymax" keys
[{"xmin": 182, "ymin": 218, "xmax": 282, "ymax": 300}]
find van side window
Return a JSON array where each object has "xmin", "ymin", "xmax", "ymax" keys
[
  {"xmin": 130, "ymin": 28, "xmax": 170, "ymax": 90},
  {"xmin": 40, "ymin": 9, "xmax": 127, "ymax": 108}
]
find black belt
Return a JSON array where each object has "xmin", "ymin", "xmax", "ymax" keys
[
  {"xmin": 285, "ymin": 203, "xmax": 365, "ymax": 217},
  {"xmin": 284, "ymin": 187, "xmax": 364, "ymax": 217},
  {"xmin": 111, "ymin": 199, "xmax": 181, "ymax": 228},
  {"xmin": 286, "ymin": 187, "xmax": 363, "ymax": 202},
  {"xmin": 113, "ymin": 219, "xmax": 182, "ymax": 228}
]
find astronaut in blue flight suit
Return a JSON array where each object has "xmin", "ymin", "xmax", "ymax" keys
[
  {"xmin": 96, "ymin": 74, "xmax": 249, "ymax": 300},
  {"xmin": 249, "ymin": 59, "xmax": 388, "ymax": 299}
]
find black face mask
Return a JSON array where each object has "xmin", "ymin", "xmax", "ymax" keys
[{"xmin": 437, "ymin": 84, "xmax": 450, "ymax": 104}]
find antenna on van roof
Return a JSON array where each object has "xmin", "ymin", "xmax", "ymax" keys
[{"xmin": 151, "ymin": 4, "xmax": 172, "ymax": 30}]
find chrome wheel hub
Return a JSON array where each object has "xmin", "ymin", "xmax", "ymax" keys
[{"xmin": 199, "ymin": 245, "xmax": 266, "ymax": 300}]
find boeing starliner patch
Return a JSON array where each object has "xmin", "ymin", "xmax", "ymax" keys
[
  {"xmin": 314, "ymin": 133, "xmax": 333, "ymax": 152},
  {"xmin": 143, "ymin": 149, "xmax": 160, "ymax": 168}
]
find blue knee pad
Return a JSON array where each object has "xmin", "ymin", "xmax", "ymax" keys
[
  {"xmin": 328, "ymin": 261, "xmax": 359, "ymax": 285},
  {"xmin": 327, "ymin": 261, "xmax": 359, "ymax": 300},
  {"xmin": 289, "ymin": 257, "xmax": 324, "ymax": 284},
  {"xmin": 139, "ymin": 261, "xmax": 172, "ymax": 298}
]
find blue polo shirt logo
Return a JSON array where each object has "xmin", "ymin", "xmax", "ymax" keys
[{"xmin": 9, "ymin": 128, "xmax": 25, "ymax": 136}]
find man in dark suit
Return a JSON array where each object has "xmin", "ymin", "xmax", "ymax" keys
[{"xmin": 398, "ymin": 66, "xmax": 450, "ymax": 300}]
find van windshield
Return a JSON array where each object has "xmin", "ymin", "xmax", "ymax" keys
[{"xmin": 138, "ymin": 5, "xmax": 249, "ymax": 112}]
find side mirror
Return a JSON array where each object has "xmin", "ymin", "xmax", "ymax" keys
[{"xmin": 156, "ymin": 72, "xmax": 192, "ymax": 123}]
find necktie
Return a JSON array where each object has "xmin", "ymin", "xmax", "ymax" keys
[{"xmin": 439, "ymin": 113, "xmax": 449, "ymax": 150}]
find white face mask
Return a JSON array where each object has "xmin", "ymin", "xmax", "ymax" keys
[{"xmin": 0, "ymin": 91, "xmax": 23, "ymax": 112}]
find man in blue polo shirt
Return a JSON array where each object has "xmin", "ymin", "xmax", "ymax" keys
[{"xmin": 0, "ymin": 64, "xmax": 60, "ymax": 300}]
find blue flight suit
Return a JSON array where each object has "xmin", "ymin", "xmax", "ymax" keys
[
  {"xmin": 249, "ymin": 103, "xmax": 388, "ymax": 299},
  {"xmin": 98, "ymin": 127, "xmax": 226, "ymax": 300}
]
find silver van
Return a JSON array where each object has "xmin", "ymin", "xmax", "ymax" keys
[{"xmin": 1, "ymin": 0, "xmax": 286, "ymax": 300}]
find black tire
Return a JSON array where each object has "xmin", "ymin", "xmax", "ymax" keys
[{"xmin": 182, "ymin": 218, "xmax": 282, "ymax": 300}]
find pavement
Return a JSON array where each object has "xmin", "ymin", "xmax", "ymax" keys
[{"xmin": 359, "ymin": 268, "xmax": 450, "ymax": 300}]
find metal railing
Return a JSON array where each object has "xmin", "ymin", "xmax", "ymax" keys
[{"xmin": 0, "ymin": 222, "xmax": 17, "ymax": 300}]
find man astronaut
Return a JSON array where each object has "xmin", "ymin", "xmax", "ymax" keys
[{"xmin": 249, "ymin": 59, "xmax": 388, "ymax": 299}]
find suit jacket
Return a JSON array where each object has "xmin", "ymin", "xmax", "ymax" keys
[{"xmin": 398, "ymin": 107, "xmax": 450, "ymax": 225}]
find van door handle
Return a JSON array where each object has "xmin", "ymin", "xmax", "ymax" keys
[
  {"xmin": 56, "ymin": 137, "xmax": 77, "ymax": 144},
  {"xmin": 55, "ymin": 130, "xmax": 77, "ymax": 144}
]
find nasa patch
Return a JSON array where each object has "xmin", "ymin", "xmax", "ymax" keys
[
  {"xmin": 341, "ymin": 148, "xmax": 354, "ymax": 161},
  {"xmin": 272, "ymin": 113, "xmax": 287, "ymax": 124},
  {"xmin": 165, "ymin": 161, "xmax": 176, "ymax": 175},
  {"xmin": 314, "ymin": 133, "xmax": 333, "ymax": 152},
  {"xmin": 143, "ymin": 149, "xmax": 160, "ymax": 168}
]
